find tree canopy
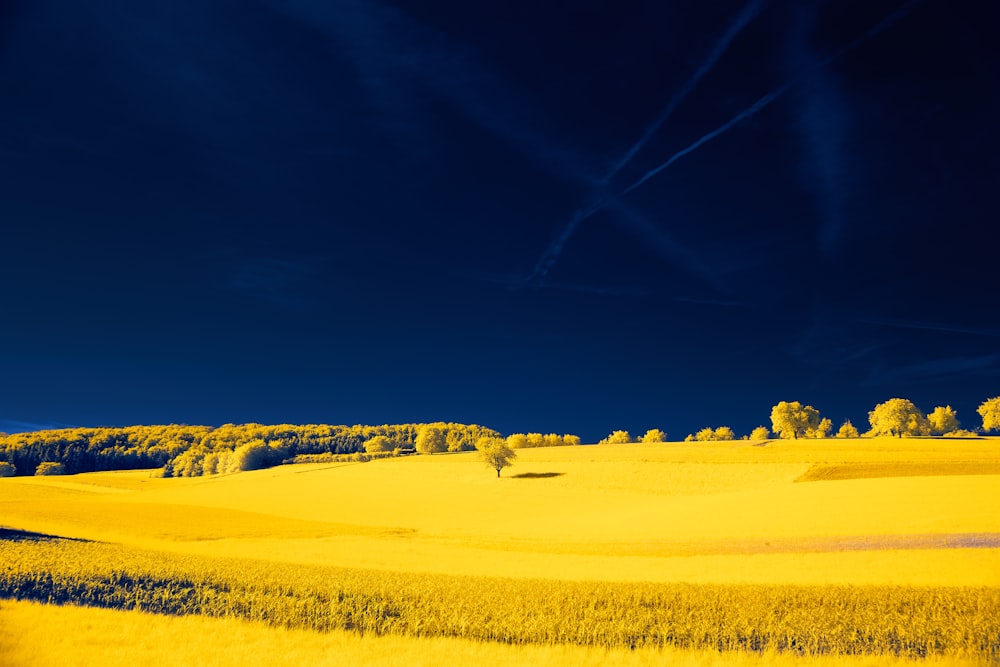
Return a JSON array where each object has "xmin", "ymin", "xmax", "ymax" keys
[
  {"xmin": 868, "ymin": 398, "xmax": 930, "ymax": 437},
  {"xmin": 475, "ymin": 437, "xmax": 516, "ymax": 478},
  {"xmin": 927, "ymin": 406, "xmax": 959, "ymax": 435},
  {"xmin": 769, "ymin": 401, "xmax": 821, "ymax": 439},
  {"xmin": 978, "ymin": 397, "xmax": 1000, "ymax": 433},
  {"xmin": 600, "ymin": 430, "xmax": 633, "ymax": 444},
  {"xmin": 415, "ymin": 425, "xmax": 447, "ymax": 454},
  {"xmin": 640, "ymin": 429, "xmax": 667, "ymax": 443},
  {"xmin": 836, "ymin": 420, "xmax": 860, "ymax": 438},
  {"xmin": 0, "ymin": 422, "xmax": 501, "ymax": 477}
]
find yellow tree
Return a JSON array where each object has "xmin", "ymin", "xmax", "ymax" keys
[
  {"xmin": 364, "ymin": 435, "xmax": 392, "ymax": 453},
  {"xmin": 977, "ymin": 397, "xmax": 1000, "ymax": 433},
  {"xmin": 749, "ymin": 426, "xmax": 770, "ymax": 441},
  {"xmin": 836, "ymin": 420, "xmax": 859, "ymax": 438},
  {"xmin": 927, "ymin": 406, "xmax": 959, "ymax": 435},
  {"xmin": 415, "ymin": 425, "xmax": 447, "ymax": 454},
  {"xmin": 601, "ymin": 430, "xmax": 633, "ymax": 444},
  {"xmin": 543, "ymin": 433, "xmax": 564, "ymax": 447},
  {"xmin": 770, "ymin": 401, "xmax": 820, "ymax": 439},
  {"xmin": 695, "ymin": 427, "xmax": 715, "ymax": 441},
  {"xmin": 505, "ymin": 433, "xmax": 529, "ymax": 449},
  {"xmin": 868, "ymin": 398, "xmax": 929, "ymax": 437},
  {"xmin": 641, "ymin": 428, "xmax": 666, "ymax": 443},
  {"xmin": 475, "ymin": 437, "xmax": 516, "ymax": 478},
  {"xmin": 809, "ymin": 418, "xmax": 833, "ymax": 439},
  {"xmin": 713, "ymin": 427, "xmax": 735, "ymax": 441}
]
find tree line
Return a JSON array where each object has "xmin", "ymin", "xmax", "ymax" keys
[
  {"xmin": 0, "ymin": 422, "xmax": 504, "ymax": 477},
  {"xmin": 597, "ymin": 396, "xmax": 1000, "ymax": 444}
]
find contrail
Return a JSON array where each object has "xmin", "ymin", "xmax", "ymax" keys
[
  {"xmin": 626, "ymin": 0, "xmax": 921, "ymax": 194},
  {"xmin": 623, "ymin": 85, "xmax": 789, "ymax": 195},
  {"xmin": 533, "ymin": 0, "xmax": 923, "ymax": 281},
  {"xmin": 601, "ymin": 0, "xmax": 764, "ymax": 188},
  {"xmin": 531, "ymin": 0, "xmax": 764, "ymax": 283}
]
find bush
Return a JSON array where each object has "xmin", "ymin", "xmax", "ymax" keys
[
  {"xmin": 836, "ymin": 420, "xmax": 860, "ymax": 438},
  {"xmin": 943, "ymin": 429, "xmax": 980, "ymax": 438},
  {"xmin": 363, "ymin": 436, "xmax": 393, "ymax": 454},
  {"xmin": 641, "ymin": 429, "xmax": 667, "ymax": 443},
  {"xmin": 0, "ymin": 461, "xmax": 15, "ymax": 477},
  {"xmin": 34, "ymin": 462, "xmax": 66, "ymax": 476},
  {"xmin": 601, "ymin": 430, "xmax": 633, "ymax": 444},
  {"xmin": 229, "ymin": 439, "xmax": 286, "ymax": 472}
]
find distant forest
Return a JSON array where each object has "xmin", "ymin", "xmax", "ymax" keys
[{"xmin": 0, "ymin": 422, "xmax": 503, "ymax": 477}]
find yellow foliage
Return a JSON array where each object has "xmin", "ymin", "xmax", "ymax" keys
[
  {"xmin": 978, "ymin": 396, "xmax": 1000, "ymax": 433},
  {"xmin": 640, "ymin": 429, "xmax": 666, "ymax": 443}
]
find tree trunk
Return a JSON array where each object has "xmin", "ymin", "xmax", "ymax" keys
[{"xmin": 496, "ymin": 468, "xmax": 501, "ymax": 478}]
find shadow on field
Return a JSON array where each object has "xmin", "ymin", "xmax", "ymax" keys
[
  {"xmin": 510, "ymin": 472, "xmax": 564, "ymax": 479},
  {"xmin": 0, "ymin": 528, "xmax": 91, "ymax": 543}
]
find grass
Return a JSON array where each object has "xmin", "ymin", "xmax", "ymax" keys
[
  {"xmin": 0, "ymin": 437, "xmax": 998, "ymax": 661},
  {"xmin": 2, "ymin": 537, "xmax": 998, "ymax": 659},
  {"xmin": 5, "ymin": 600, "xmax": 981, "ymax": 667}
]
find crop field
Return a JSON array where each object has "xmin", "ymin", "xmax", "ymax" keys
[{"xmin": 1, "ymin": 437, "xmax": 999, "ymax": 664}]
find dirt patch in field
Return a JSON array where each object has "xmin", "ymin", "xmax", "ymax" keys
[{"xmin": 795, "ymin": 462, "xmax": 1000, "ymax": 482}]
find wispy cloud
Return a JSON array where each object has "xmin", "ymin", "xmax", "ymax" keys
[
  {"xmin": 536, "ymin": 0, "xmax": 924, "ymax": 277},
  {"xmin": 531, "ymin": 0, "xmax": 764, "ymax": 283},
  {"xmin": 860, "ymin": 317, "xmax": 1000, "ymax": 338},
  {"xmin": 600, "ymin": 0, "xmax": 764, "ymax": 189},
  {"xmin": 274, "ymin": 0, "xmax": 722, "ymax": 292},
  {"xmin": 864, "ymin": 353, "xmax": 1000, "ymax": 386}
]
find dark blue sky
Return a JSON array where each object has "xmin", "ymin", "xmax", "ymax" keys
[{"xmin": 1, "ymin": 0, "xmax": 997, "ymax": 442}]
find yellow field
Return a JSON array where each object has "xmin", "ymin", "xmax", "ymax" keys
[
  {"xmin": 2, "ymin": 438, "xmax": 998, "ymax": 585},
  {"xmin": 1, "ymin": 437, "xmax": 999, "ymax": 662},
  {"xmin": 0, "ymin": 599, "xmax": 982, "ymax": 667}
]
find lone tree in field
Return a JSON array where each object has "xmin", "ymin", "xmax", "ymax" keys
[
  {"xmin": 927, "ymin": 406, "xmax": 960, "ymax": 435},
  {"xmin": 868, "ymin": 398, "xmax": 930, "ymax": 437},
  {"xmin": 769, "ymin": 401, "xmax": 821, "ymax": 439},
  {"xmin": 416, "ymin": 425, "xmax": 447, "ymax": 454},
  {"xmin": 475, "ymin": 437, "xmax": 516, "ymax": 478},
  {"xmin": 978, "ymin": 397, "xmax": 1000, "ymax": 433}
]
